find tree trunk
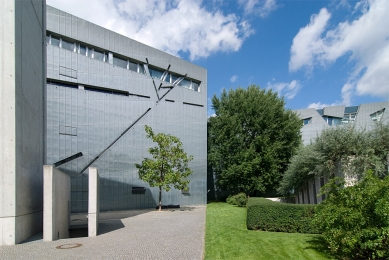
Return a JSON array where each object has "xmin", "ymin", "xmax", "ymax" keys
[{"xmin": 158, "ymin": 186, "xmax": 162, "ymax": 211}]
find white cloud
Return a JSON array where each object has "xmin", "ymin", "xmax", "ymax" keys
[
  {"xmin": 289, "ymin": 8, "xmax": 331, "ymax": 72},
  {"xmin": 267, "ymin": 80, "xmax": 302, "ymax": 99},
  {"xmin": 238, "ymin": 0, "xmax": 278, "ymax": 17},
  {"xmin": 289, "ymin": 0, "xmax": 389, "ymax": 100},
  {"xmin": 307, "ymin": 102, "xmax": 337, "ymax": 109},
  {"xmin": 230, "ymin": 75, "xmax": 238, "ymax": 82},
  {"xmin": 47, "ymin": 0, "xmax": 253, "ymax": 60}
]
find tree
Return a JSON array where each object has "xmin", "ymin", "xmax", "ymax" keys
[
  {"xmin": 135, "ymin": 125, "xmax": 193, "ymax": 211},
  {"xmin": 208, "ymin": 85, "xmax": 302, "ymax": 195},
  {"xmin": 313, "ymin": 171, "xmax": 389, "ymax": 259},
  {"xmin": 278, "ymin": 122, "xmax": 389, "ymax": 197},
  {"xmin": 277, "ymin": 144, "xmax": 325, "ymax": 196}
]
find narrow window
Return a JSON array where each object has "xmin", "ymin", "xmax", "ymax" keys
[
  {"xmin": 129, "ymin": 61, "xmax": 138, "ymax": 72},
  {"xmin": 113, "ymin": 55, "xmax": 127, "ymax": 69},
  {"xmin": 192, "ymin": 82, "xmax": 200, "ymax": 92},
  {"xmin": 61, "ymin": 38, "xmax": 75, "ymax": 52},
  {"xmin": 171, "ymin": 74, "xmax": 180, "ymax": 84},
  {"xmin": 138, "ymin": 64, "xmax": 145, "ymax": 74},
  {"xmin": 303, "ymin": 118, "xmax": 311, "ymax": 125},
  {"xmin": 51, "ymin": 35, "xmax": 60, "ymax": 47},
  {"xmin": 79, "ymin": 44, "xmax": 87, "ymax": 56},
  {"xmin": 87, "ymin": 47, "xmax": 93, "ymax": 58},
  {"xmin": 370, "ymin": 108, "xmax": 385, "ymax": 121},
  {"xmin": 93, "ymin": 49, "xmax": 106, "ymax": 62},
  {"xmin": 149, "ymin": 67, "xmax": 164, "ymax": 79},
  {"xmin": 164, "ymin": 73, "xmax": 171, "ymax": 83},
  {"xmin": 180, "ymin": 79, "xmax": 191, "ymax": 89}
]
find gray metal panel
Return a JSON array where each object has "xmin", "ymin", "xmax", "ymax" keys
[
  {"xmin": 323, "ymin": 105, "xmax": 345, "ymax": 118},
  {"xmin": 46, "ymin": 6, "xmax": 207, "ymax": 212},
  {"xmin": 355, "ymin": 101, "xmax": 389, "ymax": 131},
  {"xmin": 296, "ymin": 108, "xmax": 328, "ymax": 145}
]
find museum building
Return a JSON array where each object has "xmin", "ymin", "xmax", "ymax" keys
[{"xmin": 0, "ymin": 2, "xmax": 207, "ymax": 245}]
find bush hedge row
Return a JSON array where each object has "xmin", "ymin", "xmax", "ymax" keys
[
  {"xmin": 226, "ymin": 193, "xmax": 247, "ymax": 207},
  {"xmin": 246, "ymin": 197, "xmax": 319, "ymax": 234}
]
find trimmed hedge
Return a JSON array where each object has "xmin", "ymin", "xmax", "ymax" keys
[{"xmin": 246, "ymin": 197, "xmax": 319, "ymax": 234}]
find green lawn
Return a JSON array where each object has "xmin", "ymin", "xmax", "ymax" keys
[{"xmin": 204, "ymin": 203, "xmax": 333, "ymax": 260}]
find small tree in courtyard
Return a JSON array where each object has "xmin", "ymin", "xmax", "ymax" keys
[{"xmin": 135, "ymin": 125, "xmax": 193, "ymax": 211}]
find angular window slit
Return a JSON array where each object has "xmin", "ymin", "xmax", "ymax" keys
[
  {"xmin": 84, "ymin": 87, "xmax": 128, "ymax": 96},
  {"xmin": 47, "ymin": 80, "xmax": 129, "ymax": 96},
  {"xmin": 53, "ymin": 152, "xmax": 83, "ymax": 167},
  {"xmin": 129, "ymin": 93, "xmax": 150, "ymax": 99},
  {"xmin": 183, "ymin": 102, "xmax": 203, "ymax": 107},
  {"xmin": 47, "ymin": 81, "xmax": 77, "ymax": 89}
]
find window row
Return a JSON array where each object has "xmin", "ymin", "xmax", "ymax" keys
[
  {"xmin": 148, "ymin": 67, "xmax": 200, "ymax": 92},
  {"xmin": 341, "ymin": 113, "xmax": 357, "ymax": 124},
  {"xmin": 46, "ymin": 34, "xmax": 200, "ymax": 92},
  {"xmin": 322, "ymin": 116, "xmax": 342, "ymax": 126}
]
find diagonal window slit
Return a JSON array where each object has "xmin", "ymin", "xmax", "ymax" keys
[
  {"xmin": 79, "ymin": 108, "xmax": 152, "ymax": 174},
  {"xmin": 53, "ymin": 152, "xmax": 83, "ymax": 167}
]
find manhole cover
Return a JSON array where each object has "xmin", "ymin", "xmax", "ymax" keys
[{"xmin": 56, "ymin": 243, "xmax": 82, "ymax": 249}]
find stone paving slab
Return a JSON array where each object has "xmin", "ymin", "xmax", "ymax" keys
[{"xmin": 0, "ymin": 206, "xmax": 206, "ymax": 260}]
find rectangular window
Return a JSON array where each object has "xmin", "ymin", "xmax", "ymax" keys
[
  {"xmin": 164, "ymin": 73, "xmax": 171, "ymax": 83},
  {"xmin": 87, "ymin": 47, "xmax": 93, "ymax": 58},
  {"xmin": 333, "ymin": 118, "xmax": 342, "ymax": 126},
  {"xmin": 342, "ymin": 113, "xmax": 357, "ymax": 124},
  {"xmin": 303, "ymin": 118, "xmax": 311, "ymax": 125},
  {"xmin": 79, "ymin": 44, "xmax": 87, "ymax": 56},
  {"xmin": 93, "ymin": 49, "xmax": 106, "ymax": 62},
  {"xmin": 171, "ymin": 74, "xmax": 180, "ymax": 84},
  {"xmin": 128, "ymin": 61, "xmax": 138, "ymax": 72},
  {"xmin": 149, "ymin": 67, "xmax": 164, "ymax": 79},
  {"xmin": 192, "ymin": 82, "xmax": 200, "ymax": 92},
  {"xmin": 370, "ymin": 109, "xmax": 385, "ymax": 121},
  {"xmin": 51, "ymin": 35, "xmax": 60, "ymax": 47},
  {"xmin": 180, "ymin": 79, "xmax": 191, "ymax": 89},
  {"xmin": 62, "ymin": 39, "xmax": 75, "ymax": 52},
  {"xmin": 46, "ymin": 35, "xmax": 50, "ymax": 44},
  {"xmin": 113, "ymin": 56, "xmax": 127, "ymax": 69},
  {"xmin": 138, "ymin": 64, "xmax": 145, "ymax": 74}
]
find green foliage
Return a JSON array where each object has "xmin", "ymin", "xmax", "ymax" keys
[
  {"xmin": 226, "ymin": 193, "xmax": 247, "ymax": 207},
  {"xmin": 135, "ymin": 125, "xmax": 193, "ymax": 210},
  {"xmin": 278, "ymin": 122, "xmax": 389, "ymax": 196},
  {"xmin": 247, "ymin": 198, "xmax": 319, "ymax": 234},
  {"xmin": 277, "ymin": 144, "xmax": 325, "ymax": 196},
  {"xmin": 313, "ymin": 171, "xmax": 389, "ymax": 259},
  {"xmin": 208, "ymin": 85, "xmax": 302, "ymax": 195}
]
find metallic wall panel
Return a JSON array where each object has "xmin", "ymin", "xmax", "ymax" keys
[{"xmin": 46, "ymin": 6, "xmax": 207, "ymax": 212}]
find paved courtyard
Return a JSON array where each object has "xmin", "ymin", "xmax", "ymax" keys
[{"xmin": 0, "ymin": 206, "xmax": 206, "ymax": 259}]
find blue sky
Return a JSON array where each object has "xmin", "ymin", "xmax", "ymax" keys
[{"xmin": 48, "ymin": 0, "xmax": 389, "ymax": 116}]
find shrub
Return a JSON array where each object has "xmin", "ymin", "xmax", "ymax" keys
[
  {"xmin": 226, "ymin": 193, "xmax": 247, "ymax": 207},
  {"xmin": 313, "ymin": 171, "xmax": 389, "ymax": 259},
  {"xmin": 247, "ymin": 197, "xmax": 319, "ymax": 234}
]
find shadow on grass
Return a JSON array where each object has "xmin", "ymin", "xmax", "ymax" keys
[{"xmin": 305, "ymin": 235, "xmax": 334, "ymax": 259}]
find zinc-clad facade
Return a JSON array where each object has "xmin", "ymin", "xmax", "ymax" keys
[
  {"xmin": 294, "ymin": 101, "xmax": 388, "ymax": 204},
  {"xmin": 46, "ymin": 6, "xmax": 207, "ymax": 212}
]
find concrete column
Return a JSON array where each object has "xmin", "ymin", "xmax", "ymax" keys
[
  {"xmin": 0, "ymin": 0, "xmax": 46, "ymax": 245},
  {"xmin": 315, "ymin": 177, "xmax": 322, "ymax": 204},
  {"xmin": 308, "ymin": 179, "xmax": 315, "ymax": 204},
  {"xmin": 88, "ymin": 167, "xmax": 99, "ymax": 237},
  {"xmin": 43, "ymin": 166, "xmax": 71, "ymax": 241}
]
